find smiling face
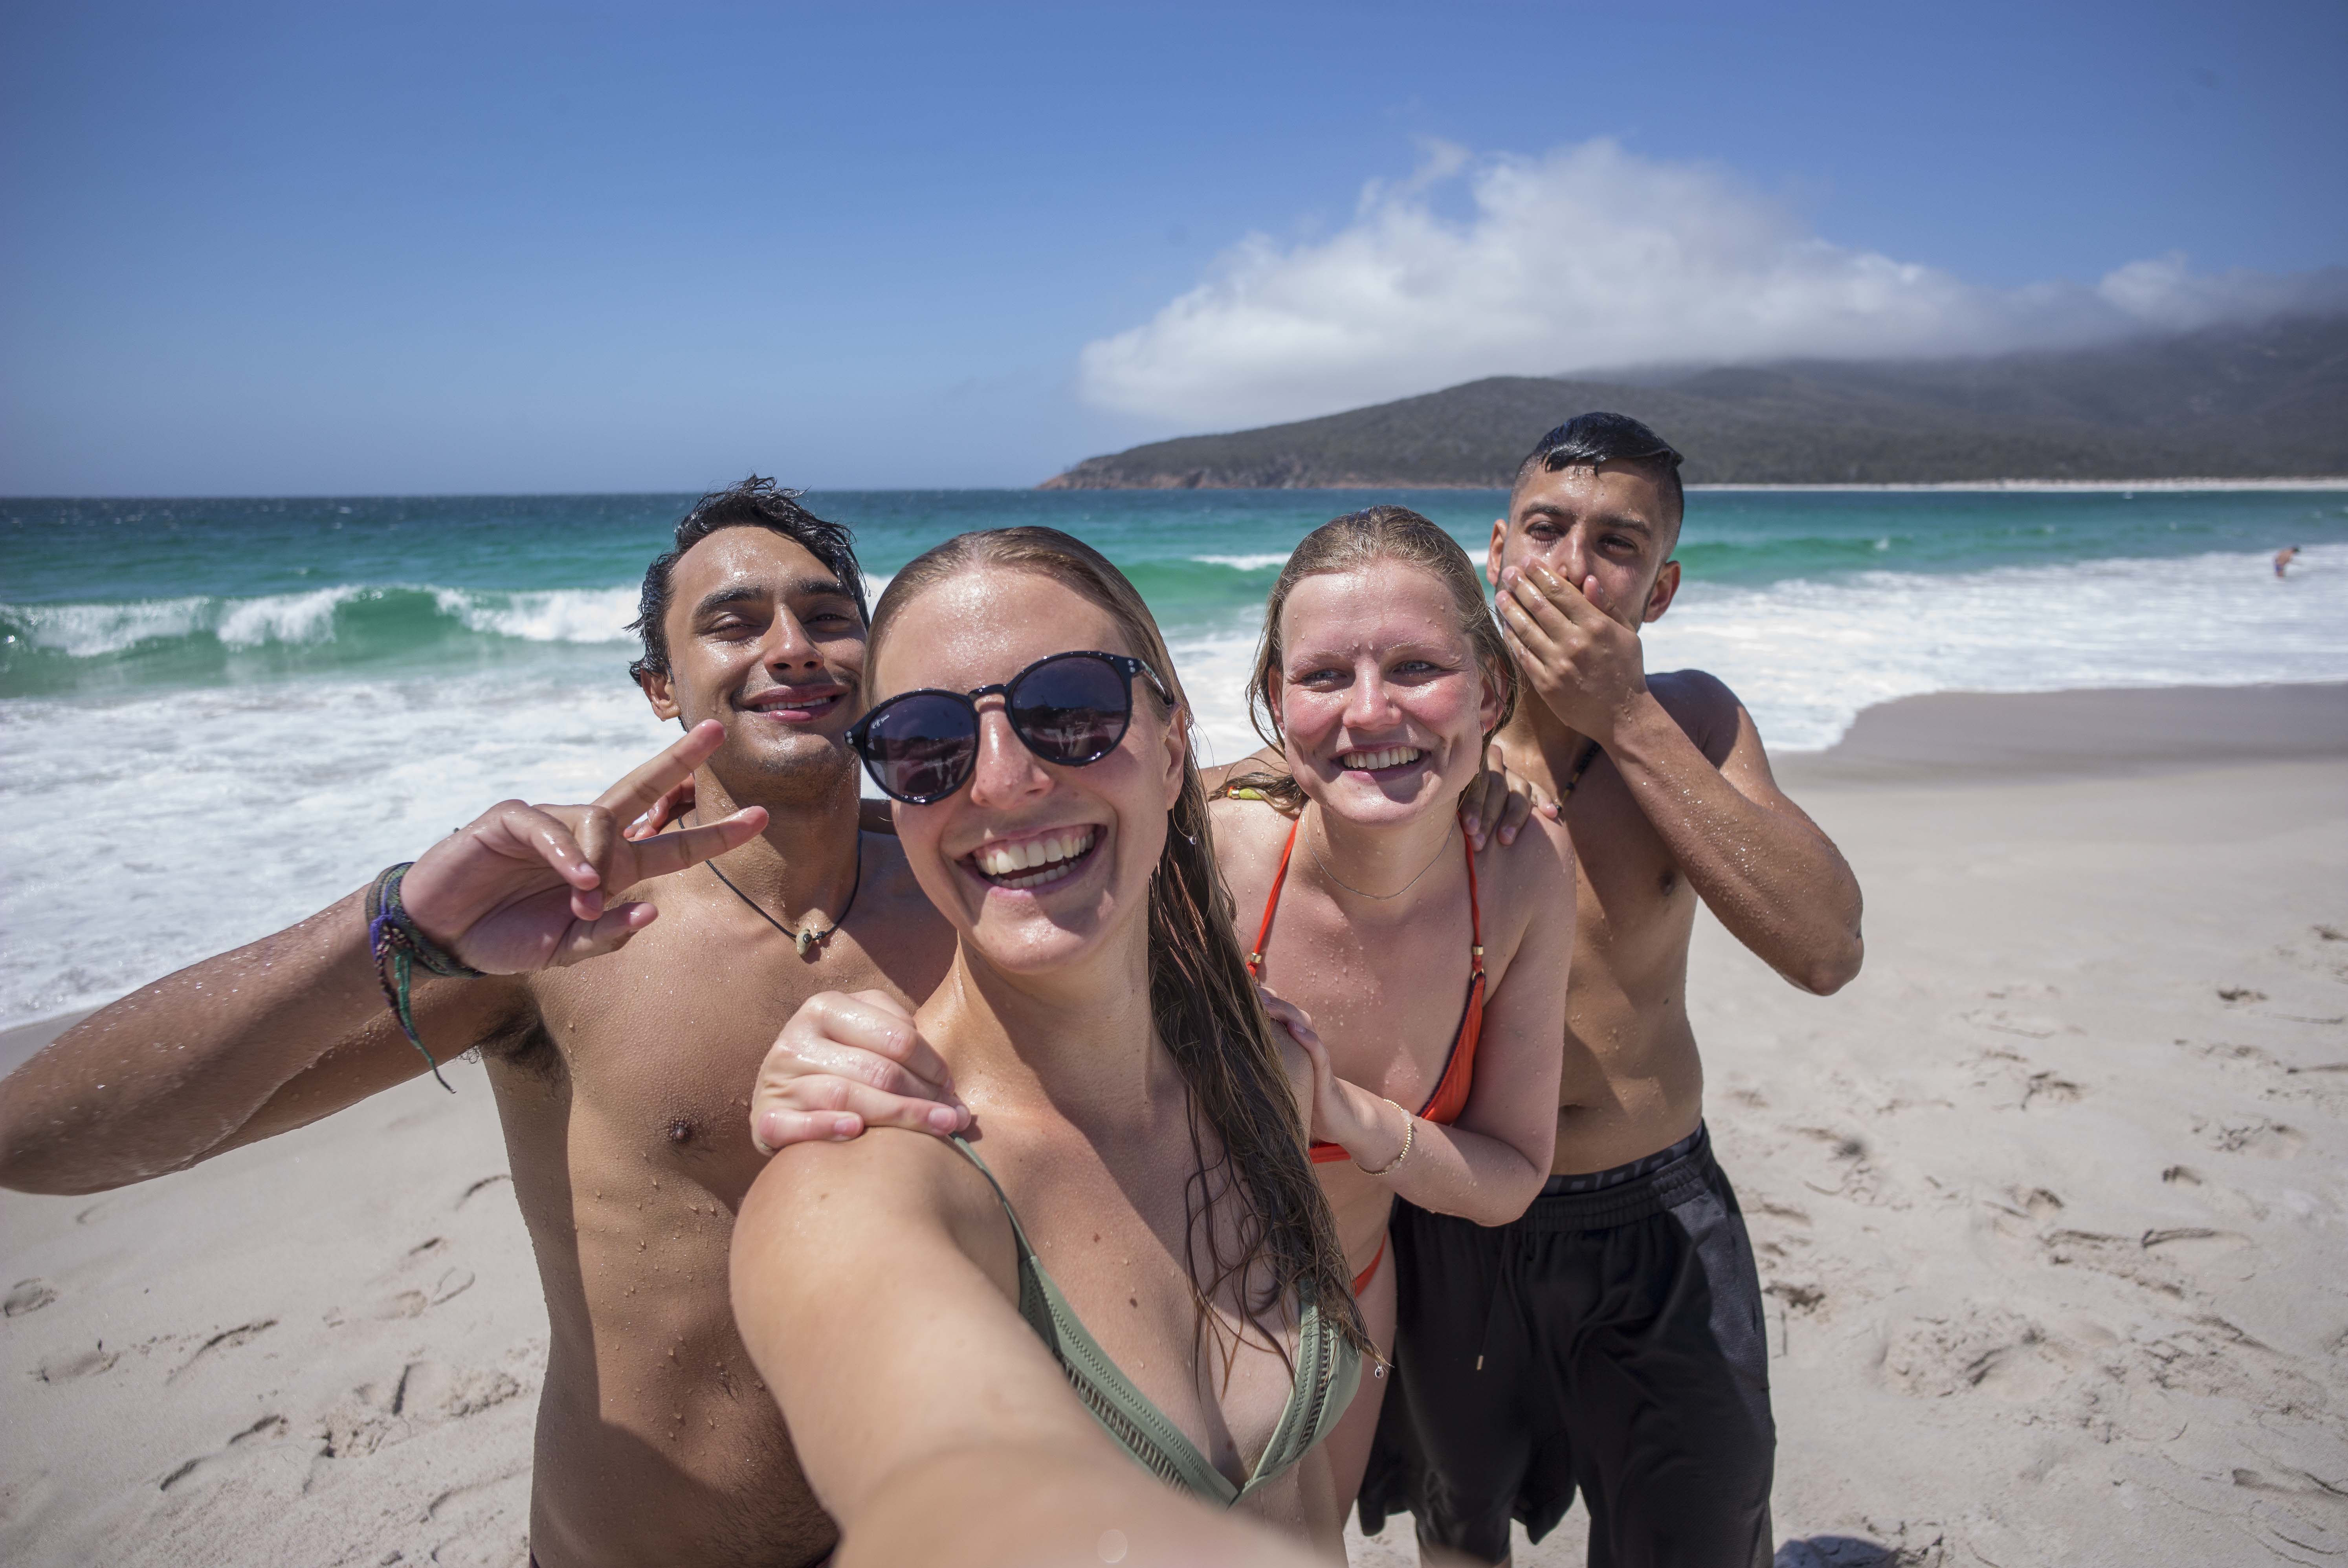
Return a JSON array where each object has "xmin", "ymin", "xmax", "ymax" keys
[
  {"xmin": 638, "ymin": 527, "xmax": 868, "ymax": 804},
  {"xmin": 1490, "ymin": 460, "xmax": 1683, "ymax": 631},
  {"xmin": 869, "ymin": 565, "xmax": 1184, "ymax": 977},
  {"xmin": 1270, "ymin": 559, "xmax": 1501, "ymax": 828}
]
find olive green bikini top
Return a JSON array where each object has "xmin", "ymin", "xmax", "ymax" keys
[{"xmin": 948, "ymin": 1134, "xmax": 1361, "ymax": 1506}]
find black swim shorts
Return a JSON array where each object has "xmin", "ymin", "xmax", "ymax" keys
[{"xmin": 1357, "ymin": 1123, "xmax": 1774, "ymax": 1568}]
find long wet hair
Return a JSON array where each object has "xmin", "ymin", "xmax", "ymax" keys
[
  {"xmin": 1224, "ymin": 505, "xmax": 1518, "ymax": 814},
  {"xmin": 865, "ymin": 526, "xmax": 1370, "ymax": 1361}
]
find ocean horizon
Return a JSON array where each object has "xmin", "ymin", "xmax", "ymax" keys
[{"xmin": 4, "ymin": 485, "xmax": 2345, "ymax": 1028}]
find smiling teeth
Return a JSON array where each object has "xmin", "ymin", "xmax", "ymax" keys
[
  {"xmin": 976, "ymin": 828, "xmax": 1098, "ymax": 883},
  {"xmin": 1340, "ymin": 746, "xmax": 1425, "ymax": 771}
]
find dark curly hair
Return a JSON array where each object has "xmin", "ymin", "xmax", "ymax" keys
[{"xmin": 627, "ymin": 478, "xmax": 866, "ymax": 683}]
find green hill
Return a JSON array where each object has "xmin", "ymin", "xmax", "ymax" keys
[{"xmin": 1039, "ymin": 314, "xmax": 2348, "ymax": 488}]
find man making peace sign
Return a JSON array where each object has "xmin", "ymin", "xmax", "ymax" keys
[{"xmin": 0, "ymin": 482, "xmax": 961, "ymax": 1568}]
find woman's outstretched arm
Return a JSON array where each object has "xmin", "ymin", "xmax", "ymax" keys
[{"xmin": 728, "ymin": 1130, "xmax": 1329, "ymax": 1568}]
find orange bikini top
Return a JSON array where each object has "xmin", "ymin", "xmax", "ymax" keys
[{"xmin": 1244, "ymin": 819, "xmax": 1485, "ymax": 1164}]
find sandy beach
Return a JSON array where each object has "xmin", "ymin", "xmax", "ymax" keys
[{"xmin": 3, "ymin": 682, "xmax": 2343, "ymax": 1568}]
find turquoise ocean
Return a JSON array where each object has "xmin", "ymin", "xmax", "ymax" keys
[{"xmin": 4, "ymin": 487, "xmax": 2344, "ymax": 1026}]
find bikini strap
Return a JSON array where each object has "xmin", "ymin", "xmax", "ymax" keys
[
  {"xmin": 1247, "ymin": 819, "xmax": 1301, "ymax": 977},
  {"xmin": 1463, "ymin": 829, "xmax": 1484, "ymax": 975}
]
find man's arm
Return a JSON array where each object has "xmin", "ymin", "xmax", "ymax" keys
[
  {"xmin": 1607, "ymin": 674, "xmax": 1863, "ymax": 994},
  {"xmin": 730, "ymin": 1132, "xmax": 1325, "ymax": 1568},
  {"xmin": 0, "ymin": 722, "xmax": 766, "ymax": 1195},
  {"xmin": 1498, "ymin": 561, "xmax": 1863, "ymax": 995}
]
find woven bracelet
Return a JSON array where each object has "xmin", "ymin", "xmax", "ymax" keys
[{"xmin": 365, "ymin": 862, "xmax": 483, "ymax": 1093}]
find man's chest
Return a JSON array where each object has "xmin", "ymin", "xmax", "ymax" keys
[
  {"xmin": 1559, "ymin": 773, "xmax": 1692, "ymax": 951},
  {"xmin": 527, "ymin": 929, "xmax": 933, "ymax": 1189}
]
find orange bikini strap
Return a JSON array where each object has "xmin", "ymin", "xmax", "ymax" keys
[
  {"xmin": 1247, "ymin": 819, "xmax": 1301, "ymax": 976},
  {"xmin": 1463, "ymin": 831, "xmax": 1484, "ymax": 974}
]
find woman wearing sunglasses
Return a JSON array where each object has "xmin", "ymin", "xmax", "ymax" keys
[
  {"xmin": 752, "ymin": 509, "xmax": 1577, "ymax": 1518},
  {"xmin": 728, "ymin": 526, "xmax": 1374, "ymax": 1564}
]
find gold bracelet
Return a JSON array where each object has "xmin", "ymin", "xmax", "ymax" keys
[{"xmin": 1356, "ymin": 1101, "xmax": 1414, "ymax": 1178}]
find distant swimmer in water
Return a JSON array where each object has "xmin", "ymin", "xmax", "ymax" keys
[{"xmin": 2275, "ymin": 545, "xmax": 2300, "ymax": 578}]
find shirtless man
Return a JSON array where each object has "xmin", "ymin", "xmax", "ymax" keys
[
  {"xmin": 752, "ymin": 416, "xmax": 1864, "ymax": 1568},
  {"xmin": 1346, "ymin": 411, "xmax": 1864, "ymax": 1567},
  {"xmin": 0, "ymin": 480, "xmax": 959, "ymax": 1568}
]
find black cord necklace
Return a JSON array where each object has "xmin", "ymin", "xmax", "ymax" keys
[{"xmin": 693, "ymin": 815, "xmax": 863, "ymax": 958}]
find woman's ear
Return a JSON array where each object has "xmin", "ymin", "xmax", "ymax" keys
[
  {"xmin": 1477, "ymin": 655, "xmax": 1507, "ymax": 734},
  {"xmin": 1156, "ymin": 705, "xmax": 1190, "ymax": 810}
]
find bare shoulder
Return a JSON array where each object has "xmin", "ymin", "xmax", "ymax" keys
[
  {"xmin": 1207, "ymin": 791, "xmax": 1295, "ymax": 850},
  {"xmin": 1473, "ymin": 807, "xmax": 1576, "ymax": 941},
  {"xmin": 1647, "ymin": 669, "xmax": 1745, "ymax": 762},
  {"xmin": 1207, "ymin": 793, "xmax": 1296, "ymax": 915},
  {"xmin": 743, "ymin": 1123, "xmax": 990, "ymax": 1242}
]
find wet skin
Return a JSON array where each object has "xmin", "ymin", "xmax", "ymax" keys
[
  {"xmin": 0, "ymin": 528, "xmax": 959, "ymax": 1568},
  {"xmin": 1210, "ymin": 560, "xmax": 1572, "ymax": 1495},
  {"xmin": 730, "ymin": 566, "xmax": 1352, "ymax": 1560},
  {"xmin": 1485, "ymin": 460, "xmax": 1864, "ymax": 1173}
]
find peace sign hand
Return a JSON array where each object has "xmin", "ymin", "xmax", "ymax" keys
[
  {"xmin": 394, "ymin": 720, "xmax": 769, "ymax": 973},
  {"xmin": 1495, "ymin": 561, "xmax": 1649, "ymax": 744}
]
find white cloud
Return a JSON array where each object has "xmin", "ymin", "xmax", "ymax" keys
[{"xmin": 1078, "ymin": 139, "xmax": 2348, "ymax": 428}]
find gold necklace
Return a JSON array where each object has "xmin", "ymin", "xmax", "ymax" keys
[{"xmin": 1305, "ymin": 813, "xmax": 1453, "ymax": 901}]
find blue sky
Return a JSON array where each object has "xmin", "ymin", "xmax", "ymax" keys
[{"xmin": 3, "ymin": 0, "xmax": 2342, "ymax": 495}]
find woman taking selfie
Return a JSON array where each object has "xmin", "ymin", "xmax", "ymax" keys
[
  {"xmin": 728, "ymin": 528, "xmax": 1371, "ymax": 1564},
  {"xmin": 751, "ymin": 509, "xmax": 1576, "ymax": 1509}
]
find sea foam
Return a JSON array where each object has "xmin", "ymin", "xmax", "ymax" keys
[{"xmin": 2, "ymin": 542, "xmax": 2341, "ymax": 1026}]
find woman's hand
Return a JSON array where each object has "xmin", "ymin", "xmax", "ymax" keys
[
  {"xmin": 748, "ymin": 990, "xmax": 969, "ymax": 1154},
  {"xmin": 396, "ymin": 721, "xmax": 768, "ymax": 974},
  {"xmin": 1258, "ymin": 988, "xmax": 1409, "ymax": 1174}
]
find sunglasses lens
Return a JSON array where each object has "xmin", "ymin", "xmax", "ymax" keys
[
  {"xmin": 1010, "ymin": 655, "xmax": 1134, "ymax": 765},
  {"xmin": 859, "ymin": 694, "xmax": 979, "ymax": 802}
]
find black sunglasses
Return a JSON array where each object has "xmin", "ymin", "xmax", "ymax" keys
[{"xmin": 847, "ymin": 649, "xmax": 1175, "ymax": 805}]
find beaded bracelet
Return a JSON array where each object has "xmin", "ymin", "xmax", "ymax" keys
[
  {"xmin": 1356, "ymin": 1101, "xmax": 1415, "ymax": 1177},
  {"xmin": 365, "ymin": 862, "xmax": 483, "ymax": 1092}
]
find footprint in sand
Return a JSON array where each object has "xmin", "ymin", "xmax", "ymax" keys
[
  {"xmin": 167, "ymin": 1319, "xmax": 278, "ymax": 1383},
  {"xmin": 2198, "ymin": 1117, "xmax": 2306, "ymax": 1158},
  {"xmin": 4, "ymin": 1279, "xmax": 58, "ymax": 1316},
  {"xmin": 35, "ymin": 1343, "xmax": 119, "ymax": 1383},
  {"xmin": 1961, "ymin": 1007, "xmax": 2060, "ymax": 1039},
  {"xmin": 316, "ymin": 1359, "xmax": 525, "ymax": 1461},
  {"xmin": 158, "ymin": 1413, "xmax": 290, "ymax": 1492},
  {"xmin": 2019, "ymin": 1072, "xmax": 2084, "ymax": 1109},
  {"xmin": 2040, "ymin": 1230, "xmax": 2191, "ymax": 1299},
  {"xmin": 1881, "ymin": 1303, "xmax": 2070, "ymax": 1401}
]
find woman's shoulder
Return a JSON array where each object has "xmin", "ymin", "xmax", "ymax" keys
[
  {"xmin": 740, "ymin": 1126, "xmax": 1004, "ymax": 1261},
  {"xmin": 1206, "ymin": 788, "xmax": 1298, "ymax": 844},
  {"xmin": 1470, "ymin": 809, "xmax": 1577, "ymax": 936}
]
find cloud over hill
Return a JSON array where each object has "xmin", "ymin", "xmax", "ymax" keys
[{"xmin": 1078, "ymin": 139, "xmax": 2348, "ymax": 429}]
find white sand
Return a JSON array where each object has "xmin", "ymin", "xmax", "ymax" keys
[{"xmin": 5, "ymin": 684, "xmax": 2344, "ymax": 1568}]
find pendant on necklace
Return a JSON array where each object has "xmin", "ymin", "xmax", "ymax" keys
[{"xmin": 794, "ymin": 928, "xmax": 817, "ymax": 958}]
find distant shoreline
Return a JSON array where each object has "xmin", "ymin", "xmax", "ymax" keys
[
  {"xmin": 1040, "ymin": 476, "xmax": 2348, "ymax": 493},
  {"xmin": 1690, "ymin": 477, "xmax": 2348, "ymax": 494}
]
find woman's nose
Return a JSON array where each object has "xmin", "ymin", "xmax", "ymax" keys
[
  {"xmin": 966, "ymin": 705, "xmax": 1050, "ymax": 805},
  {"xmin": 1343, "ymin": 670, "xmax": 1396, "ymax": 727}
]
